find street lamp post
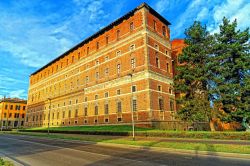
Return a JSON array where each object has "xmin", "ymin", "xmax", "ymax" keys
[
  {"xmin": 47, "ymin": 98, "xmax": 51, "ymax": 135},
  {"xmin": 0, "ymin": 103, "xmax": 3, "ymax": 132},
  {"xmin": 128, "ymin": 73, "xmax": 135, "ymax": 141}
]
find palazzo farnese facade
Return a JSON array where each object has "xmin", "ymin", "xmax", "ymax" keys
[{"xmin": 25, "ymin": 3, "xmax": 177, "ymax": 127}]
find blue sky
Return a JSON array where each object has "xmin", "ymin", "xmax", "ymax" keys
[{"xmin": 0, "ymin": 0, "xmax": 249, "ymax": 99}]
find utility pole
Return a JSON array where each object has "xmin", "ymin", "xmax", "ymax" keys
[
  {"xmin": 128, "ymin": 73, "xmax": 135, "ymax": 141},
  {"xmin": 47, "ymin": 98, "xmax": 51, "ymax": 135}
]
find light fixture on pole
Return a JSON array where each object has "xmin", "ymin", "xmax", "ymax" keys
[{"xmin": 128, "ymin": 73, "xmax": 135, "ymax": 141}]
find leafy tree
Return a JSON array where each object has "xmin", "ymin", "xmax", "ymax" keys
[
  {"xmin": 174, "ymin": 21, "xmax": 214, "ymax": 127},
  {"xmin": 210, "ymin": 18, "xmax": 250, "ymax": 124}
]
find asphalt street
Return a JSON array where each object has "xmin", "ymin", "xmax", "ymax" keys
[{"xmin": 0, "ymin": 134, "xmax": 249, "ymax": 166}]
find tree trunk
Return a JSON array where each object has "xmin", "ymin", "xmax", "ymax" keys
[{"xmin": 209, "ymin": 119, "xmax": 216, "ymax": 131}]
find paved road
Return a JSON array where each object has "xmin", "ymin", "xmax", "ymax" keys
[{"xmin": 0, "ymin": 134, "xmax": 249, "ymax": 166}]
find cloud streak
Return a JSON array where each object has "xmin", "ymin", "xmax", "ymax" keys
[{"xmin": 0, "ymin": 0, "xmax": 108, "ymax": 68}]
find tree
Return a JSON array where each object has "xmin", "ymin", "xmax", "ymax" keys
[
  {"xmin": 174, "ymin": 21, "xmax": 214, "ymax": 129},
  {"xmin": 210, "ymin": 18, "xmax": 250, "ymax": 125}
]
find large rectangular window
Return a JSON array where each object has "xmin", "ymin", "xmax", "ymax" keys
[
  {"xmin": 117, "ymin": 101, "xmax": 122, "ymax": 113},
  {"xmin": 170, "ymin": 100, "xmax": 174, "ymax": 112},
  {"xmin": 153, "ymin": 20, "xmax": 157, "ymax": 30},
  {"xmin": 95, "ymin": 106, "xmax": 98, "ymax": 115},
  {"xmin": 159, "ymin": 98, "xmax": 164, "ymax": 111},
  {"xmin": 132, "ymin": 85, "xmax": 137, "ymax": 92},
  {"xmin": 167, "ymin": 63, "xmax": 169, "ymax": 72},
  {"xmin": 162, "ymin": 26, "xmax": 166, "ymax": 37},
  {"xmin": 84, "ymin": 107, "xmax": 88, "ymax": 116},
  {"xmin": 75, "ymin": 109, "xmax": 78, "ymax": 117},
  {"xmin": 104, "ymin": 104, "xmax": 109, "ymax": 115},
  {"xmin": 68, "ymin": 110, "xmax": 71, "ymax": 118},
  {"xmin": 156, "ymin": 57, "xmax": 160, "ymax": 68}
]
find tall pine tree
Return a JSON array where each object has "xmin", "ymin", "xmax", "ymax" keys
[
  {"xmin": 174, "ymin": 22, "xmax": 214, "ymax": 127},
  {"xmin": 210, "ymin": 18, "xmax": 250, "ymax": 124}
]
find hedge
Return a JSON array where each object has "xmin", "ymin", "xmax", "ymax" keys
[{"xmin": 19, "ymin": 129, "xmax": 250, "ymax": 140}]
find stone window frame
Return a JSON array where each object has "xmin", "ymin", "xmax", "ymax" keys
[
  {"xmin": 104, "ymin": 103, "xmax": 109, "ymax": 115},
  {"xmin": 131, "ymin": 85, "xmax": 137, "ymax": 92},
  {"xmin": 156, "ymin": 55, "xmax": 160, "ymax": 68},
  {"xmin": 116, "ymin": 50, "xmax": 121, "ymax": 56},
  {"xmin": 117, "ymin": 89, "xmax": 121, "ymax": 95},
  {"xmin": 130, "ymin": 22, "xmax": 134, "ymax": 31},
  {"xmin": 117, "ymin": 101, "xmax": 122, "ymax": 113},
  {"xmin": 157, "ymin": 85, "xmax": 162, "ymax": 92},
  {"xmin": 129, "ymin": 44, "xmax": 136, "ymax": 51},
  {"xmin": 104, "ymin": 92, "xmax": 109, "ymax": 98},
  {"xmin": 158, "ymin": 97, "xmax": 164, "ymax": 111}
]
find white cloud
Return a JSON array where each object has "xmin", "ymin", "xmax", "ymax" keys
[
  {"xmin": 207, "ymin": 0, "xmax": 249, "ymax": 33},
  {"xmin": 171, "ymin": 0, "xmax": 207, "ymax": 38},
  {"xmin": 155, "ymin": 0, "xmax": 183, "ymax": 14},
  {"xmin": 0, "ymin": 0, "xmax": 107, "ymax": 68},
  {"xmin": 196, "ymin": 7, "xmax": 209, "ymax": 21},
  {"xmin": 155, "ymin": 0, "xmax": 171, "ymax": 13},
  {"xmin": 0, "ymin": 89, "xmax": 26, "ymax": 99},
  {"xmin": 8, "ymin": 90, "xmax": 26, "ymax": 99},
  {"xmin": 164, "ymin": 0, "xmax": 250, "ymax": 39}
]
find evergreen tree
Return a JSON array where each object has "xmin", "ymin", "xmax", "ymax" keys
[
  {"xmin": 210, "ymin": 18, "xmax": 250, "ymax": 124},
  {"xmin": 174, "ymin": 22, "xmax": 213, "ymax": 125}
]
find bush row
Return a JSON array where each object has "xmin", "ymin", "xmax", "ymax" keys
[
  {"xmin": 19, "ymin": 129, "xmax": 129, "ymax": 136},
  {"xmin": 19, "ymin": 129, "xmax": 250, "ymax": 140}
]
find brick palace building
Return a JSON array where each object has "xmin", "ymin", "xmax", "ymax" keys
[{"xmin": 25, "ymin": 3, "xmax": 177, "ymax": 127}]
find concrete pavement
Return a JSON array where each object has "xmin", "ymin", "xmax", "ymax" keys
[{"xmin": 0, "ymin": 134, "xmax": 249, "ymax": 166}]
